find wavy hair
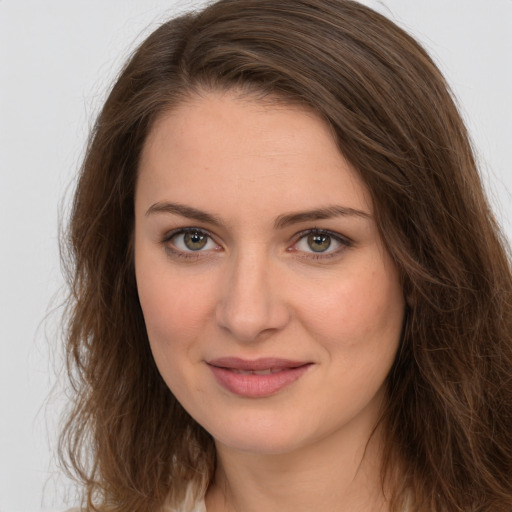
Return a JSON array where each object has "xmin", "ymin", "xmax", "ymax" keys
[{"xmin": 60, "ymin": 0, "xmax": 512, "ymax": 510}]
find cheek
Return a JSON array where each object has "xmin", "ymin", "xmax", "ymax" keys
[
  {"xmin": 135, "ymin": 259, "xmax": 218, "ymax": 400},
  {"xmin": 143, "ymin": 292, "xmax": 203, "ymax": 347},
  {"xmin": 294, "ymin": 260, "xmax": 404, "ymax": 353},
  {"xmin": 135, "ymin": 250, "xmax": 217, "ymax": 353}
]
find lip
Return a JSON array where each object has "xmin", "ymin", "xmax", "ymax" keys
[{"xmin": 207, "ymin": 357, "xmax": 313, "ymax": 398}]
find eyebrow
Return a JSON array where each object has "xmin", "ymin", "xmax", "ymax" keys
[
  {"xmin": 145, "ymin": 201, "xmax": 370, "ymax": 228},
  {"xmin": 273, "ymin": 205, "xmax": 371, "ymax": 229},
  {"xmin": 145, "ymin": 202, "xmax": 223, "ymax": 226}
]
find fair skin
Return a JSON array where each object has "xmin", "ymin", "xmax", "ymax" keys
[{"xmin": 134, "ymin": 90, "xmax": 405, "ymax": 512}]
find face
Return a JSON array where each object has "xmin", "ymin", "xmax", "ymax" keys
[{"xmin": 134, "ymin": 91, "xmax": 405, "ymax": 456}]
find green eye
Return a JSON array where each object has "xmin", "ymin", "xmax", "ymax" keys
[
  {"xmin": 294, "ymin": 229, "xmax": 348, "ymax": 257},
  {"xmin": 307, "ymin": 233, "xmax": 332, "ymax": 252},
  {"xmin": 183, "ymin": 231, "xmax": 208, "ymax": 251},
  {"xmin": 164, "ymin": 228, "xmax": 221, "ymax": 259}
]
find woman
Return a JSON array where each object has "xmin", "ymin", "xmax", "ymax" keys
[{"xmin": 60, "ymin": 0, "xmax": 512, "ymax": 511}]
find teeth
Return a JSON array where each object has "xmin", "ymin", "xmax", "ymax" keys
[{"xmin": 231, "ymin": 368, "xmax": 283, "ymax": 375}]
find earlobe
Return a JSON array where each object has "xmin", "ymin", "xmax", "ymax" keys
[{"xmin": 405, "ymin": 292, "xmax": 415, "ymax": 309}]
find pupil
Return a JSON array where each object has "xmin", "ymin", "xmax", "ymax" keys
[
  {"xmin": 184, "ymin": 231, "xmax": 207, "ymax": 250},
  {"xmin": 308, "ymin": 233, "xmax": 331, "ymax": 252}
]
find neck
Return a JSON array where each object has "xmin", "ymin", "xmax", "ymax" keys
[{"xmin": 205, "ymin": 421, "xmax": 390, "ymax": 512}]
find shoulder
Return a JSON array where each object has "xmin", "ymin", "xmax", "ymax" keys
[
  {"xmin": 61, "ymin": 502, "xmax": 207, "ymax": 512},
  {"xmin": 163, "ymin": 498, "xmax": 207, "ymax": 512},
  {"xmin": 162, "ymin": 488, "xmax": 207, "ymax": 512}
]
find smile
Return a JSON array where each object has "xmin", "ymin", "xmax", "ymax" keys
[
  {"xmin": 229, "ymin": 368, "xmax": 284, "ymax": 375},
  {"xmin": 207, "ymin": 357, "xmax": 313, "ymax": 398}
]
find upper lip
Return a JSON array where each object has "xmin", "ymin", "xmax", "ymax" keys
[{"xmin": 207, "ymin": 357, "xmax": 310, "ymax": 371}]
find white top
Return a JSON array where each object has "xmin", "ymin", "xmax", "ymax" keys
[
  {"xmin": 165, "ymin": 484, "xmax": 207, "ymax": 512},
  {"xmin": 66, "ymin": 499, "xmax": 206, "ymax": 512},
  {"xmin": 188, "ymin": 499, "xmax": 206, "ymax": 512},
  {"xmin": 65, "ymin": 483, "xmax": 207, "ymax": 512}
]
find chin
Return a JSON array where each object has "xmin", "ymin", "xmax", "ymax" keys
[
  {"xmin": 217, "ymin": 434, "xmax": 307, "ymax": 456},
  {"xmin": 207, "ymin": 414, "xmax": 317, "ymax": 456}
]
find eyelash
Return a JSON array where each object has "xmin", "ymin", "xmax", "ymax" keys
[
  {"xmin": 162, "ymin": 227, "xmax": 221, "ymax": 260},
  {"xmin": 291, "ymin": 228, "xmax": 352, "ymax": 260},
  {"xmin": 161, "ymin": 227, "xmax": 352, "ymax": 261}
]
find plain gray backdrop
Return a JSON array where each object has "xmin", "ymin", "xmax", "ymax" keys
[{"xmin": 1, "ymin": 1, "xmax": 511, "ymax": 511}]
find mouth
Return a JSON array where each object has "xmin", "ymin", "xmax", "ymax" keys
[
  {"xmin": 206, "ymin": 357, "xmax": 313, "ymax": 398},
  {"xmin": 227, "ymin": 368, "xmax": 287, "ymax": 375}
]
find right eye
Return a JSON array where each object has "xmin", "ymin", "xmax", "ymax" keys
[{"xmin": 164, "ymin": 228, "xmax": 221, "ymax": 256}]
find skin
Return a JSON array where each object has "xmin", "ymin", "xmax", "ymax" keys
[{"xmin": 134, "ymin": 90, "xmax": 405, "ymax": 512}]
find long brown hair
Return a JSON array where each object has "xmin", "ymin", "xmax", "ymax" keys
[{"xmin": 60, "ymin": 1, "xmax": 512, "ymax": 510}]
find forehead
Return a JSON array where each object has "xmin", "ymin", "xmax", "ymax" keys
[{"xmin": 137, "ymin": 90, "xmax": 372, "ymax": 219}]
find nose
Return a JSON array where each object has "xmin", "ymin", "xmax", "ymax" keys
[{"xmin": 215, "ymin": 250, "xmax": 290, "ymax": 343}]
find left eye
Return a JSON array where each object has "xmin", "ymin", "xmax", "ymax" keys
[
  {"xmin": 294, "ymin": 231, "xmax": 345, "ymax": 254},
  {"xmin": 170, "ymin": 229, "xmax": 219, "ymax": 252}
]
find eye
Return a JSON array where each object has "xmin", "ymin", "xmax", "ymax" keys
[
  {"xmin": 302, "ymin": 232, "xmax": 334, "ymax": 252},
  {"xmin": 164, "ymin": 228, "xmax": 220, "ymax": 254},
  {"xmin": 292, "ymin": 229, "xmax": 350, "ymax": 257}
]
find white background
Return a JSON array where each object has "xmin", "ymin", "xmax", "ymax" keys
[{"xmin": 0, "ymin": 1, "xmax": 510, "ymax": 511}]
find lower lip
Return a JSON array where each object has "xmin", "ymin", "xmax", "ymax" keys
[{"xmin": 208, "ymin": 364, "xmax": 312, "ymax": 398}]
